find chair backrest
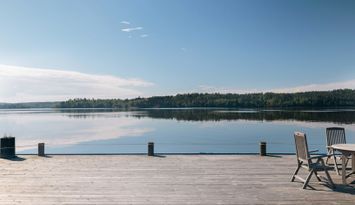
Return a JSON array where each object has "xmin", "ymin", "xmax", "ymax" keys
[
  {"xmin": 294, "ymin": 132, "xmax": 310, "ymax": 163},
  {"xmin": 326, "ymin": 127, "xmax": 346, "ymax": 147}
]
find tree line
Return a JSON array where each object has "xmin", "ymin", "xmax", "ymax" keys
[{"xmin": 57, "ymin": 89, "xmax": 355, "ymax": 108}]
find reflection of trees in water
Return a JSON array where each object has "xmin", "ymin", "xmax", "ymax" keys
[
  {"xmin": 59, "ymin": 108, "xmax": 355, "ymax": 124},
  {"xmin": 59, "ymin": 108, "xmax": 143, "ymax": 119},
  {"xmin": 140, "ymin": 109, "xmax": 355, "ymax": 124},
  {"xmin": 65, "ymin": 114, "xmax": 122, "ymax": 119}
]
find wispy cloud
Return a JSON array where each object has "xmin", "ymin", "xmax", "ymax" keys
[
  {"xmin": 120, "ymin": 21, "xmax": 130, "ymax": 25},
  {"xmin": 0, "ymin": 65, "xmax": 154, "ymax": 103},
  {"xmin": 198, "ymin": 85, "xmax": 260, "ymax": 94},
  {"xmin": 121, "ymin": 27, "xmax": 143, "ymax": 32},
  {"xmin": 271, "ymin": 80, "xmax": 355, "ymax": 93},
  {"xmin": 120, "ymin": 20, "xmax": 148, "ymax": 38},
  {"xmin": 198, "ymin": 79, "xmax": 355, "ymax": 94}
]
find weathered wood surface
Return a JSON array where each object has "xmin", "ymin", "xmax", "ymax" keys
[{"xmin": 0, "ymin": 155, "xmax": 354, "ymax": 204}]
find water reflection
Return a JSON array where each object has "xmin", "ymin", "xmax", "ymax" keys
[
  {"xmin": 60, "ymin": 108, "xmax": 355, "ymax": 124},
  {"xmin": 145, "ymin": 109, "xmax": 355, "ymax": 124},
  {"xmin": 0, "ymin": 108, "xmax": 354, "ymax": 154},
  {"xmin": 0, "ymin": 112, "xmax": 153, "ymax": 152}
]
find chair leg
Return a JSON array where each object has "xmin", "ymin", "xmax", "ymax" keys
[
  {"xmin": 313, "ymin": 170, "xmax": 321, "ymax": 182},
  {"xmin": 336, "ymin": 155, "xmax": 349, "ymax": 175},
  {"xmin": 345, "ymin": 157, "xmax": 349, "ymax": 168},
  {"xmin": 326, "ymin": 148, "xmax": 333, "ymax": 165},
  {"xmin": 291, "ymin": 163, "xmax": 302, "ymax": 182},
  {"xmin": 333, "ymin": 154, "xmax": 340, "ymax": 175},
  {"xmin": 303, "ymin": 169, "xmax": 314, "ymax": 189},
  {"xmin": 325, "ymin": 155, "xmax": 330, "ymax": 165},
  {"xmin": 321, "ymin": 159, "xmax": 336, "ymax": 189}
]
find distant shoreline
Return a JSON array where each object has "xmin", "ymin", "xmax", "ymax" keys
[{"xmin": 1, "ymin": 89, "xmax": 355, "ymax": 109}]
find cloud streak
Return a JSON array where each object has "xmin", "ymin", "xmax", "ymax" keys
[
  {"xmin": 199, "ymin": 79, "xmax": 355, "ymax": 94},
  {"xmin": 271, "ymin": 80, "xmax": 355, "ymax": 93},
  {"xmin": 120, "ymin": 21, "xmax": 130, "ymax": 25},
  {"xmin": 0, "ymin": 65, "xmax": 154, "ymax": 103},
  {"xmin": 121, "ymin": 27, "xmax": 143, "ymax": 32},
  {"xmin": 120, "ymin": 20, "xmax": 148, "ymax": 38}
]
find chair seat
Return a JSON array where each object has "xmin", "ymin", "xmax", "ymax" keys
[{"xmin": 307, "ymin": 163, "xmax": 334, "ymax": 171}]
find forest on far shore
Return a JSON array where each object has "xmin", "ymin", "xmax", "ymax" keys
[
  {"xmin": 56, "ymin": 89, "xmax": 355, "ymax": 109},
  {"xmin": 1, "ymin": 89, "xmax": 355, "ymax": 109}
]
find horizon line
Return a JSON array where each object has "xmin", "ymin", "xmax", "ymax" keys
[{"xmin": 1, "ymin": 88, "xmax": 353, "ymax": 104}]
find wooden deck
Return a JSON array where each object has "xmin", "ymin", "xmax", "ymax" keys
[{"xmin": 0, "ymin": 155, "xmax": 354, "ymax": 204}]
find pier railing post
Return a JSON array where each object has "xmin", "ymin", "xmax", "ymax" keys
[
  {"xmin": 38, "ymin": 143, "xmax": 45, "ymax": 157},
  {"xmin": 148, "ymin": 142, "xmax": 154, "ymax": 156},
  {"xmin": 260, "ymin": 141, "xmax": 266, "ymax": 156}
]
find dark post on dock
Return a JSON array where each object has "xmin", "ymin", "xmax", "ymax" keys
[
  {"xmin": 38, "ymin": 143, "xmax": 45, "ymax": 156},
  {"xmin": 0, "ymin": 136, "xmax": 15, "ymax": 159},
  {"xmin": 260, "ymin": 141, "xmax": 266, "ymax": 156},
  {"xmin": 148, "ymin": 142, "xmax": 154, "ymax": 156}
]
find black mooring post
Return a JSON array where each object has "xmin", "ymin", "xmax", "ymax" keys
[
  {"xmin": 260, "ymin": 141, "xmax": 267, "ymax": 156},
  {"xmin": 148, "ymin": 142, "xmax": 154, "ymax": 156},
  {"xmin": 38, "ymin": 143, "xmax": 45, "ymax": 156},
  {"xmin": 0, "ymin": 137, "xmax": 15, "ymax": 159}
]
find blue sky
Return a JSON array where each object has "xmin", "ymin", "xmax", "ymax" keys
[{"xmin": 0, "ymin": 0, "xmax": 355, "ymax": 102}]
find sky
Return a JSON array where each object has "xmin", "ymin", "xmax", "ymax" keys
[{"xmin": 0, "ymin": 0, "xmax": 355, "ymax": 102}]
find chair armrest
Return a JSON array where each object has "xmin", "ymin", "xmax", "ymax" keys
[{"xmin": 309, "ymin": 150, "xmax": 319, "ymax": 153}]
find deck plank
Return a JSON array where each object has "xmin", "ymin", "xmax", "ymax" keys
[{"xmin": 0, "ymin": 155, "xmax": 353, "ymax": 204}]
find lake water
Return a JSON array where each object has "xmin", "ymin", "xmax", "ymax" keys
[{"xmin": 0, "ymin": 108, "xmax": 355, "ymax": 154}]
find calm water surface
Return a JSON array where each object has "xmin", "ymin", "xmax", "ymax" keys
[{"xmin": 0, "ymin": 108, "xmax": 354, "ymax": 154}]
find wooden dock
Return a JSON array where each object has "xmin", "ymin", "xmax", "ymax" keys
[{"xmin": 0, "ymin": 155, "xmax": 354, "ymax": 204}]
